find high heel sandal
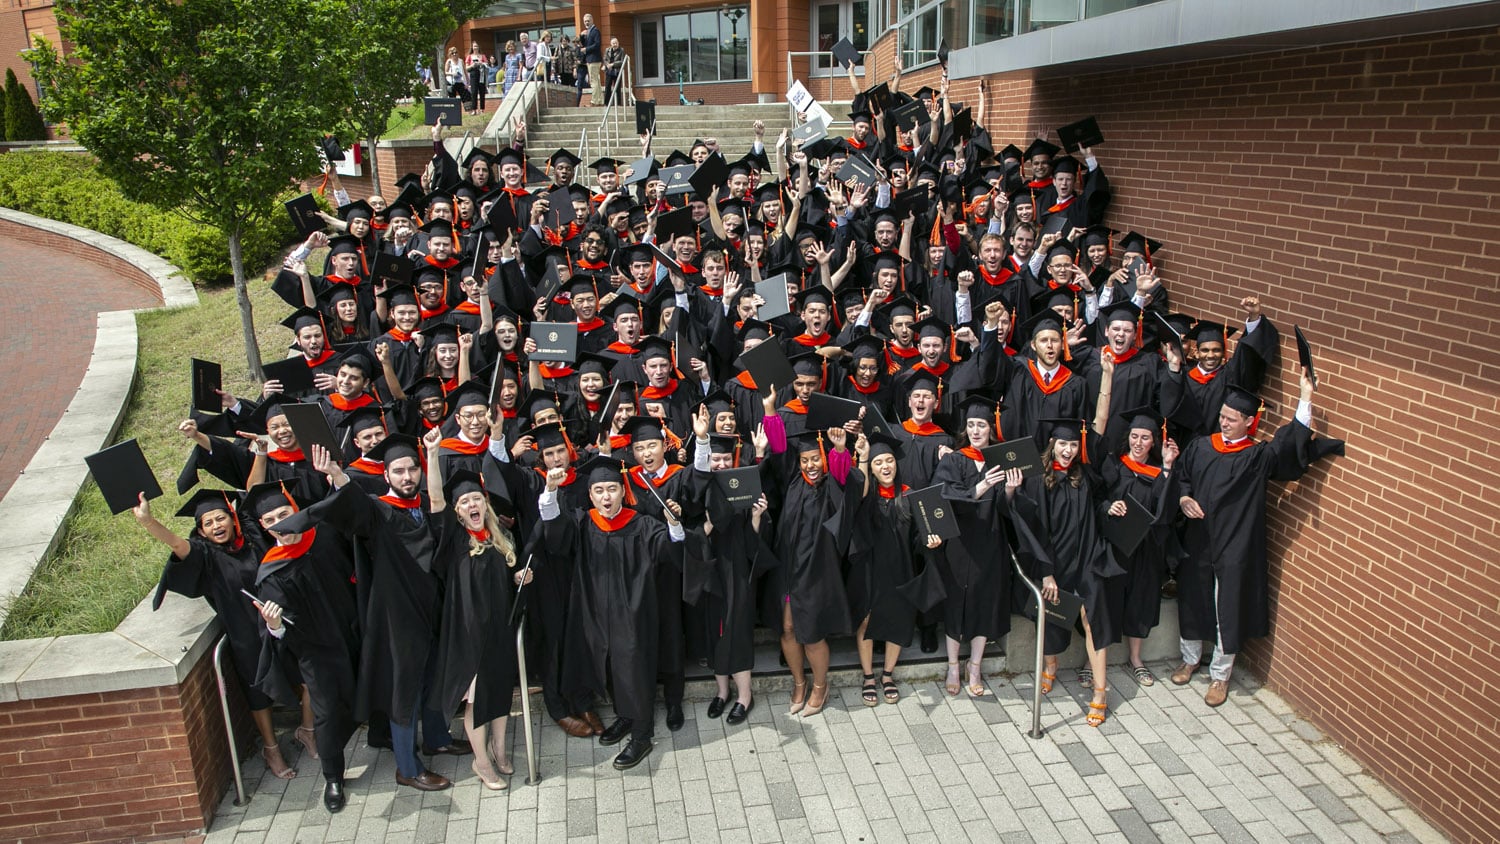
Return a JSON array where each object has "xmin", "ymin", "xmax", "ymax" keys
[
  {"xmin": 1040, "ymin": 664, "xmax": 1057, "ymax": 695},
  {"xmin": 801, "ymin": 683, "xmax": 829, "ymax": 718},
  {"xmin": 881, "ymin": 671, "xmax": 899, "ymax": 704},
  {"xmin": 788, "ymin": 678, "xmax": 808, "ymax": 715},
  {"xmin": 965, "ymin": 660, "xmax": 990, "ymax": 698},
  {"xmin": 295, "ymin": 726, "xmax": 319, "ymax": 760},
  {"xmin": 1087, "ymin": 687, "xmax": 1109, "ymax": 727},
  {"xmin": 945, "ymin": 661, "xmax": 961, "ymax": 697},
  {"xmin": 861, "ymin": 673, "xmax": 879, "ymax": 707},
  {"xmin": 262, "ymin": 743, "xmax": 295, "ymax": 780}
]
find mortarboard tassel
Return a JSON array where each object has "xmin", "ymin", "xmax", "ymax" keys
[
  {"xmin": 280, "ymin": 482, "xmax": 299, "ymax": 512},
  {"xmin": 1248, "ymin": 399, "xmax": 1265, "ymax": 437},
  {"xmin": 1135, "ymin": 310, "xmax": 1144, "ymax": 350},
  {"xmin": 621, "ymin": 465, "xmax": 636, "ymax": 506},
  {"xmin": 1143, "ymin": 239, "xmax": 1153, "ymax": 269},
  {"xmin": 994, "ymin": 406, "xmax": 1004, "ymax": 443},
  {"xmin": 1079, "ymin": 420, "xmax": 1089, "ymax": 465},
  {"xmin": 733, "ymin": 440, "xmax": 741, "ymax": 469}
]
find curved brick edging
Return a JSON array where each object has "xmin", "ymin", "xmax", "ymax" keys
[
  {"xmin": 0, "ymin": 210, "xmax": 233, "ymax": 844},
  {"xmin": 0, "ymin": 209, "xmax": 197, "ymax": 628}
]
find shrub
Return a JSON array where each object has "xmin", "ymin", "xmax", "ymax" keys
[
  {"xmin": 4, "ymin": 69, "xmax": 48, "ymax": 141},
  {"xmin": 0, "ymin": 150, "xmax": 312, "ymax": 285}
]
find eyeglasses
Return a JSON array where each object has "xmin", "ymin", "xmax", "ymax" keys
[
  {"xmin": 456, "ymin": 410, "xmax": 488, "ymax": 422},
  {"xmin": 583, "ymin": 237, "xmax": 604, "ymax": 245}
]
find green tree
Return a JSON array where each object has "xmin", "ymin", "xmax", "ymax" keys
[
  {"xmin": 26, "ymin": 0, "xmax": 355, "ymax": 379},
  {"xmin": 4, "ymin": 68, "xmax": 47, "ymax": 141}
]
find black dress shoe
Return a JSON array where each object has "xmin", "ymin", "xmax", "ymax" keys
[
  {"xmin": 612, "ymin": 738, "xmax": 653, "ymax": 770},
  {"xmin": 599, "ymin": 717, "xmax": 631, "ymax": 746},
  {"xmin": 725, "ymin": 699, "xmax": 753, "ymax": 726},
  {"xmin": 423, "ymin": 738, "xmax": 472, "ymax": 756},
  {"xmin": 666, "ymin": 702, "xmax": 685, "ymax": 731},
  {"xmin": 323, "ymin": 779, "xmax": 346, "ymax": 813},
  {"xmin": 706, "ymin": 697, "xmax": 726, "ymax": 719},
  {"xmin": 920, "ymin": 625, "xmax": 939, "ymax": 654}
]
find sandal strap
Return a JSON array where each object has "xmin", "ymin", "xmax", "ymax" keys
[{"xmin": 1089, "ymin": 701, "xmax": 1108, "ymax": 710}]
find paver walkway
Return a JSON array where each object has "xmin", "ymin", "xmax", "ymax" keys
[
  {"xmin": 0, "ymin": 234, "xmax": 160, "ymax": 497},
  {"xmin": 203, "ymin": 665, "xmax": 1445, "ymax": 844}
]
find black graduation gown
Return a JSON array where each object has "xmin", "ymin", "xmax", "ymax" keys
[
  {"xmin": 998, "ymin": 356, "xmax": 1092, "ymax": 445},
  {"xmin": 1012, "ymin": 465, "xmax": 1127, "ymax": 654},
  {"xmin": 153, "ymin": 528, "xmax": 278, "ymax": 708},
  {"xmin": 543, "ymin": 508, "xmax": 685, "ymax": 725},
  {"xmin": 769, "ymin": 462, "xmax": 861, "ymax": 644},
  {"xmin": 930, "ymin": 452, "xmax": 1014, "ymax": 641},
  {"xmin": 433, "ymin": 521, "xmax": 521, "ymax": 724},
  {"xmin": 1159, "ymin": 318, "xmax": 1280, "ymax": 440},
  {"xmin": 1100, "ymin": 456, "xmax": 1180, "ymax": 638},
  {"xmin": 1080, "ymin": 348, "xmax": 1162, "ymax": 448},
  {"xmin": 1175, "ymin": 421, "xmax": 1312, "ymax": 654},
  {"xmin": 847, "ymin": 486, "xmax": 924, "ymax": 646},
  {"xmin": 253, "ymin": 529, "xmax": 360, "ymax": 776},
  {"xmin": 194, "ymin": 440, "xmax": 331, "ymax": 501},
  {"xmin": 627, "ymin": 464, "xmax": 709, "ymax": 679},
  {"xmin": 693, "ymin": 481, "xmax": 779, "ymax": 675},
  {"xmin": 276, "ymin": 486, "xmax": 443, "ymax": 727}
]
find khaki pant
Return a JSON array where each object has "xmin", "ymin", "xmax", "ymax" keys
[{"xmin": 588, "ymin": 62, "xmax": 603, "ymax": 105}]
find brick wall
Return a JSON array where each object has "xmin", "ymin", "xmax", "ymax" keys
[
  {"xmin": 962, "ymin": 25, "xmax": 1500, "ymax": 844},
  {"xmin": 0, "ymin": 654, "xmax": 249, "ymax": 844}
]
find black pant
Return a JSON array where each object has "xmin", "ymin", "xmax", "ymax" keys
[{"xmin": 467, "ymin": 68, "xmax": 486, "ymax": 111}]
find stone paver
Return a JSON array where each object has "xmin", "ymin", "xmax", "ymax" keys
[{"xmin": 202, "ymin": 666, "xmax": 1448, "ymax": 844}]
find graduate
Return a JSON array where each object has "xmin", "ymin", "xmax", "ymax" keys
[
  {"xmin": 133, "ymin": 489, "xmax": 315, "ymax": 780},
  {"xmin": 1171, "ymin": 369, "xmax": 1318, "ymax": 707},
  {"xmin": 538, "ymin": 456, "xmax": 689, "ymax": 770},
  {"xmin": 928, "ymin": 396, "xmax": 1015, "ymax": 699},
  {"xmin": 244, "ymin": 480, "xmax": 360, "ymax": 813},
  {"xmin": 1159, "ymin": 295, "xmax": 1280, "ymax": 441},
  {"xmin": 1099, "ymin": 407, "xmax": 1181, "ymax": 686},
  {"xmin": 692, "ymin": 429, "xmax": 775, "ymax": 725},
  {"xmin": 426, "ymin": 463, "xmax": 529, "ymax": 791},
  {"xmin": 847, "ymin": 431, "xmax": 943, "ymax": 705}
]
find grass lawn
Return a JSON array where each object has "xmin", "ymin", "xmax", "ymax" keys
[
  {"xmin": 0, "ymin": 267, "xmax": 295, "ymax": 640},
  {"xmin": 382, "ymin": 100, "xmax": 495, "ymax": 141}
]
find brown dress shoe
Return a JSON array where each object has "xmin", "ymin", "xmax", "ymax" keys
[
  {"xmin": 395, "ymin": 770, "xmax": 452, "ymax": 791},
  {"xmin": 1204, "ymin": 680, "xmax": 1229, "ymax": 707},
  {"xmin": 556, "ymin": 715, "xmax": 593, "ymax": 738},
  {"xmin": 1170, "ymin": 662, "xmax": 1200, "ymax": 685},
  {"xmin": 581, "ymin": 711, "xmax": 605, "ymax": 735}
]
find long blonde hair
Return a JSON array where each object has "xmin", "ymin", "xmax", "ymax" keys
[{"xmin": 468, "ymin": 504, "xmax": 518, "ymax": 564}]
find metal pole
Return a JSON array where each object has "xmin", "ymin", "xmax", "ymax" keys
[
  {"xmin": 1011, "ymin": 555, "xmax": 1046, "ymax": 739},
  {"xmin": 515, "ymin": 625, "xmax": 539, "ymax": 784},
  {"xmin": 212, "ymin": 636, "xmax": 249, "ymax": 805}
]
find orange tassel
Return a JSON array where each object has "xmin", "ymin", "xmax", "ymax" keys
[
  {"xmin": 993, "ymin": 407, "xmax": 1003, "ymax": 442},
  {"xmin": 1143, "ymin": 239, "xmax": 1153, "ymax": 269},
  {"xmin": 1079, "ymin": 420, "xmax": 1089, "ymax": 465},
  {"xmin": 1135, "ymin": 310, "xmax": 1144, "ymax": 350},
  {"xmin": 1248, "ymin": 400, "xmax": 1265, "ymax": 437},
  {"xmin": 317, "ymin": 173, "xmax": 330, "ymax": 196},
  {"xmin": 280, "ymin": 482, "xmax": 298, "ymax": 512},
  {"xmin": 621, "ymin": 466, "xmax": 636, "ymax": 506}
]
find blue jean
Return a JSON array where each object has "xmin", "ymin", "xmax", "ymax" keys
[{"xmin": 390, "ymin": 642, "xmax": 455, "ymax": 778}]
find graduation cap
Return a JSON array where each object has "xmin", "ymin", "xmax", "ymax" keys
[
  {"xmin": 243, "ymin": 479, "xmax": 307, "ymax": 521},
  {"xmin": 284, "ymin": 193, "xmax": 323, "ymax": 236},
  {"xmin": 175, "ymin": 488, "xmax": 241, "ymax": 522},
  {"xmin": 340, "ymin": 403, "xmax": 390, "ymax": 436},
  {"xmin": 1116, "ymin": 405, "xmax": 1165, "ymax": 436},
  {"xmin": 547, "ymin": 148, "xmax": 582, "ymax": 170},
  {"xmin": 445, "ymin": 379, "xmax": 491, "ymax": 416},
  {"xmin": 1098, "ymin": 300, "xmax": 1143, "ymax": 328},
  {"xmin": 590, "ymin": 157, "xmax": 623, "ymax": 176},
  {"xmin": 894, "ymin": 560, "xmax": 946, "ymax": 612},
  {"xmin": 85, "ymin": 439, "xmax": 163, "ymax": 516},
  {"xmin": 620, "ymin": 415, "xmax": 669, "ymax": 444},
  {"xmin": 634, "ymin": 100, "xmax": 657, "ymax": 135},
  {"xmin": 191, "ymin": 358, "xmax": 222, "ymax": 414},
  {"xmin": 792, "ymin": 285, "xmax": 833, "ymax": 314},
  {"xmin": 831, "ymin": 37, "xmax": 860, "ymax": 69},
  {"xmin": 1118, "ymin": 230, "xmax": 1163, "ymax": 262},
  {"xmin": 656, "ymin": 206, "xmax": 700, "ymax": 245},
  {"xmin": 937, "ymin": 38, "xmax": 951, "ymax": 67},
  {"xmin": 336, "ymin": 199, "xmax": 371, "ymax": 222},
  {"xmin": 1294, "ymin": 326, "xmax": 1319, "ymax": 389},
  {"xmin": 461, "ymin": 148, "xmax": 493, "ymax": 171},
  {"xmin": 1051, "ymin": 156, "xmax": 1081, "ymax": 177},
  {"xmin": 1000, "ymin": 144, "xmax": 1025, "ymax": 163},
  {"xmin": 579, "ymin": 454, "xmax": 630, "ymax": 487},
  {"xmin": 689, "ymin": 151, "xmax": 729, "ymax": 199},
  {"xmin": 735, "ymin": 337, "xmax": 795, "ymax": 396},
  {"xmin": 1022, "ymin": 137, "xmax": 1061, "ymax": 161},
  {"xmin": 1019, "ymin": 309, "xmax": 1068, "ymax": 341},
  {"xmin": 368, "ymin": 433, "xmax": 421, "ymax": 467},
  {"xmin": 1056, "ymin": 116, "xmax": 1104, "ymax": 153},
  {"xmin": 319, "ymin": 135, "xmax": 345, "ymax": 163}
]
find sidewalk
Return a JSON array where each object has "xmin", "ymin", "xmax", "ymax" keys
[{"xmin": 203, "ymin": 665, "xmax": 1445, "ymax": 843}]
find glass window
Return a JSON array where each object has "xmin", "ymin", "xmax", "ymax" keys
[
  {"xmin": 663, "ymin": 14, "xmax": 689, "ymax": 82},
  {"xmin": 640, "ymin": 21, "xmax": 660, "ymax": 80},
  {"xmin": 690, "ymin": 10, "xmax": 718, "ymax": 82},
  {"xmin": 720, "ymin": 7, "xmax": 749, "ymax": 80},
  {"xmin": 974, "ymin": 0, "xmax": 1016, "ymax": 43}
]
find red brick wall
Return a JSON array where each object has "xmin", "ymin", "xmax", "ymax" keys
[
  {"xmin": 0, "ymin": 218, "xmax": 167, "ymax": 303},
  {"xmin": 967, "ymin": 25, "xmax": 1500, "ymax": 844},
  {"xmin": 0, "ymin": 653, "xmax": 248, "ymax": 844}
]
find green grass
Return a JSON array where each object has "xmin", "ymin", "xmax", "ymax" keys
[
  {"xmin": 0, "ymin": 271, "xmax": 293, "ymax": 640},
  {"xmin": 381, "ymin": 100, "xmax": 496, "ymax": 140}
]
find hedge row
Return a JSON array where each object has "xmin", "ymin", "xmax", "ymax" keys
[{"xmin": 0, "ymin": 150, "xmax": 308, "ymax": 286}]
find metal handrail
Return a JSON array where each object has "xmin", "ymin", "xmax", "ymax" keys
[
  {"xmin": 1011, "ymin": 553, "xmax": 1047, "ymax": 739},
  {"xmin": 211, "ymin": 636, "xmax": 250, "ymax": 805},
  {"xmin": 515, "ymin": 624, "xmax": 539, "ymax": 784}
]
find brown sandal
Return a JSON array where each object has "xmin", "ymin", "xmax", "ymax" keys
[
  {"xmin": 965, "ymin": 661, "xmax": 990, "ymax": 698},
  {"xmin": 1086, "ymin": 687, "xmax": 1109, "ymax": 727},
  {"xmin": 1040, "ymin": 669, "xmax": 1057, "ymax": 695}
]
